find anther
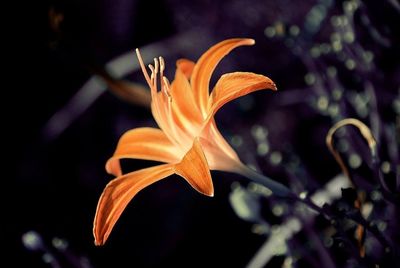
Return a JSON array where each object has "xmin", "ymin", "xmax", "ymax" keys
[
  {"xmin": 148, "ymin": 64, "xmax": 156, "ymax": 88},
  {"xmin": 153, "ymin": 58, "xmax": 159, "ymax": 74},
  {"xmin": 148, "ymin": 64, "xmax": 155, "ymax": 74},
  {"xmin": 159, "ymin": 57, "xmax": 165, "ymax": 73}
]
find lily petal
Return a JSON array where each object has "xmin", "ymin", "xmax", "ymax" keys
[
  {"xmin": 105, "ymin": 128, "xmax": 180, "ymax": 176},
  {"xmin": 170, "ymin": 67, "xmax": 203, "ymax": 137},
  {"xmin": 93, "ymin": 164, "xmax": 175, "ymax": 246},
  {"xmin": 152, "ymin": 91, "xmax": 194, "ymax": 150},
  {"xmin": 201, "ymin": 119, "xmax": 240, "ymax": 161},
  {"xmin": 208, "ymin": 72, "xmax": 276, "ymax": 118},
  {"xmin": 199, "ymin": 133, "xmax": 241, "ymax": 172},
  {"xmin": 176, "ymin": 59, "xmax": 195, "ymax": 79},
  {"xmin": 151, "ymin": 95, "xmax": 179, "ymax": 145},
  {"xmin": 175, "ymin": 138, "xmax": 214, "ymax": 196},
  {"xmin": 191, "ymin": 38, "xmax": 256, "ymax": 117}
]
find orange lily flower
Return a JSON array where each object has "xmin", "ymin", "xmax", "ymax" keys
[{"xmin": 93, "ymin": 38, "xmax": 291, "ymax": 245}]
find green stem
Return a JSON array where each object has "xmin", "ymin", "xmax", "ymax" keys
[{"xmin": 233, "ymin": 163, "xmax": 293, "ymax": 197}]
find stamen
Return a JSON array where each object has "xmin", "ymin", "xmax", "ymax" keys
[
  {"xmin": 159, "ymin": 56, "xmax": 165, "ymax": 75},
  {"xmin": 164, "ymin": 75, "xmax": 174, "ymax": 136},
  {"xmin": 136, "ymin": 50, "xmax": 174, "ymax": 116},
  {"xmin": 162, "ymin": 76, "xmax": 172, "ymax": 101},
  {"xmin": 148, "ymin": 64, "xmax": 155, "ymax": 84},
  {"xmin": 158, "ymin": 57, "xmax": 165, "ymax": 98},
  {"xmin": 153, "ymin": 58, "xmax": 160, "ymax": 92},
  {"xmin": 135, "ymin": 49, "xmax": 152, "ymax": 88},
  {"xmin": 148, "ymin": 64, "xmax": 155, "ymax": 74},
  {"xmin": 148, "ymin": 64, "xmax": 157, "ymax": 92},
  {"xmin": 162, "ymin": 76, "xmax": 171, "ymax": 90},
  {"xmin": 153, "ymin": 58, "xmax": 159, "ymax": 74},
  {"xmin": 150, "ymin": 73, "xmax": 154, "ymax": 87}
]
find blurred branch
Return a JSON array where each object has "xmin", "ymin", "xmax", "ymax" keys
[
  {"xmin": 41, "ymin": 29, "xmax": 210, "ymax": 142},
  {"xmin": 246, "ymin": 175, "xmax": 350, "ymax": 268},
  {"xmin": 388, "ymin": 0, "xmax": 400, "ymax": 13},
  {"xmin": 326, "ymin": 118, "xmax": 377, "ymax": 182},
  {"xmin": 326, "ymin": 118, "xmax": 381, "ymax": 257},
  {"xmin": 90, "ymin": 66, "xmax": 151, "ymax": 108}
]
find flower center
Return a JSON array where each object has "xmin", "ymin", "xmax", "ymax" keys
[{"xmin": 136, "ymin": 48, "xmax": 190, "ymax": 151}]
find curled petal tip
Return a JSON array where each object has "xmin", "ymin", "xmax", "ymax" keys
[
  {"xmin": 200, "ymin": 185, "xmax": 214, "ymax": 197},
  {"xmin": 194, "ymin": 182, "xmax": 214, "ymax": 197},
  {"xmin": 105, "ymin": 159, "xmax": 122, "ymax": 177},
  {"xmin": 94, "ymin": 224, "xmax": 105, "ymax": 246},
  {"xmin": 175, "ymin": 139, "xmax": 214, "ymax": 197},
  {"xmin": 94, "ymin": 238, "xmax": 104, "ymax": 246},
  {"xmin": 105, "ymin": 161, "xmax": 112, "ymax": 174},
  {"xmin": 199, "ymin": 189, "xmax": 214, "ymax": 197},
  {"xmin": 239, "ymin": 38, "xmax": 255, "ymax": 46}
]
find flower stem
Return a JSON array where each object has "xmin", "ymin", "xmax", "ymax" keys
[{"xmin": 234, "ymin": 163, "xmax": 293, "ymax": 197}]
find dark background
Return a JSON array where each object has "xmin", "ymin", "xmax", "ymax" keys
[{"xmin": 7, "ymin": 0, "xmax": 399, "ymax": 267}]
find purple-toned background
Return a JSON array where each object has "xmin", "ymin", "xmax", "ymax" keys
[{"xmin": 8, "ymin": 0, "xmax": 399, "ymax": 267}]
